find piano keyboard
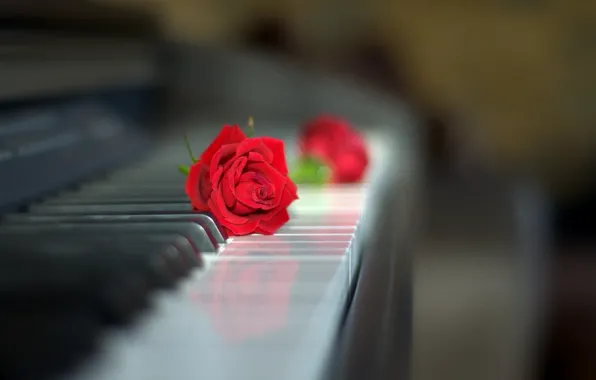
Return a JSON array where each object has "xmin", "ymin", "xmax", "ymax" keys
[{"xmin": 0, "ymin": 130, "xmax": 369, "ymax": 380}]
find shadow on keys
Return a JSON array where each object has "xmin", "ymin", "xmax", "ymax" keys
[{"xmin": 191, "ymin": 238, "xmax": 299, "ymax": 342}]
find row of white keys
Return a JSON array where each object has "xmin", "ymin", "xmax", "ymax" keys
[{"xmin": 65, "ymin": 185, "xmax": 367, "ymax": 380}]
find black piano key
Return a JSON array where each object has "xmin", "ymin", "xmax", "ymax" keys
[
  {"xmin": 0, "ymin": 243, "xmax": 153, "ymax": 324},
  {"xmin": 86, "ymin": 236, "xmax": 200, "ymax": 282},
  {"xmin": 24, "ymin": 204, "xmax": 226, "ymax": 246},
  {"xmin": 0, "ymin": 239, "xmax": 195, "ymax": 293},
  {"xmin": 90, "ymin": 173, "xmax": 182, "ymax": 182},
  {"xmin": 86, "ymin": 233, "xmax": 202, "ymax": 271},
  {"xmin": 93, "ymin": 242, "xmax": 186, "ymax": 289},
  {"xmin": 43, "ymin": 195, "xmax": 188, "ymax": 204},
  {"xmin": 109, "ymin": 167, "xmax": 192, "ymax": 177},
  {"xmin": 0, "ymin": 232, "xmax": 200, "ymax": 274},
  {"xmin": 0, "ymin": 222, "xmax": 216, "ymax": 254},
  {"xmin": 76, "ymin": 185, "xmax": 185, "ymax": 197},
  {"xmin": 5, "ymin": 212, "xmax": 227, "ymax": 244},
  {"xmin": 29, "ymin": 203, "xmax": 194, "ymax": 215},
  {"xmin": 138, "ymin": 234, "xmax": 202, "ymax": 270},
  {"xmin": 149, "ymin": 234, "xmax": 202, "ymax": 268},
  {"xmin": 0, "ymin": 310, "xmax": 100, "ymax": 380},
  {"xmin": 9, "ymin": 238, "xmax": 185, "ymax": 289}
]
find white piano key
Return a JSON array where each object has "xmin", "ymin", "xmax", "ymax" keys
[
  {"xmin": 212, "ymin": 255, "xmax": 345, "ymax": 262},
  {"xmin": 233, "ymin": 234, "xmax": 354, "ymax": 243},
  {"xmin": 225, "ymin": 241, "xmax": 353, "ymax": 249},
  {"xmin": 222, "ymin": 246, "xmax": 348, "ymax": 253},
  {"xmin": 277, "ymin": 225, "xmax": 356, "ymax": 231}
]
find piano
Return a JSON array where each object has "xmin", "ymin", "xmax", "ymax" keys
[
  {"xmin": 1, "ymin": 2, "xmax": 561, "ymax": 379},
  {"xmin": 0, "ymin": 3, "xmax": 413, "ymax": 380}
]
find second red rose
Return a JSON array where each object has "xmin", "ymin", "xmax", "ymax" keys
[{"xmin": 298, "ymin": 115, "xmax": 369, "ymax": 183}]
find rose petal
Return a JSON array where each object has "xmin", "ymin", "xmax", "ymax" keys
[
  {"xmin": 221, "ymin": 172, "xmax": 237, "ymax": 208},
  {"xmin": 199, "ymin": 125, "xmax": 246, "ymax": 165},
  {"xmin": 300, "ymin": 116, "xmax": 351, "ymax": 151},
  {"xmin": 224, "ymin": 218, "xmax": 260, "ymax": 236},
  {"xmin": 208, "ymin": 186, "xmax": 259, "ymax": 236},
  {"xmin": 244, "ymin": 162, "xmax": 287, "ymax": 210},
  {"xmin": 237, "ymin": 171, "xmax": 260, "ymax": 184},
  {"xmin": 231, "ymin": 201, "xmax": 257, "ymax": 216},
  {"xmin": 235, "ymin": 138, "xmax": 273, "ymax": 163},
  {"xmin": 333, "ymin": 150, "xmax": 368, "ymax": 183},
  {"xmin": 211, "ymin": 166, "xmax": 224, "ymax": 189},
  {"xmin": 252, "ymin": 179, "xmax": 298, "ymax": 223},
  {"xmin": 299, "ymin": 115, "xmax": 354, "ymax": 159},
  {"xmin": 185, "ymin": 162, "xmax": 211, "ymax": 211},
  {"xmin": 209, "ymin": 185, "xmax": 247, "ymax": 224},
  {"xmin": 210, "ymin": 143, "xmax": 240, "ymax": 186},
  {"xmin": 246, "ymin": 151, "xmax": 266, "ymax": 163},
  {"xmin": 300, "ymin": 139, "xmax": 334, "ymax": 164},
  {"xmin": 221, "ymin": 156, "xmax": 248, "ymax": 193},
  {"xmin": 280, "ymin": 178, "xmax": 299, "ymax": 208},
  {"xmin": 257, "ymin": 208, "xmax": 290, "ymax": 235},
  {"xmin": 234, "ymin": 180, "xmax": 260, "ymax": 209},
  {"xmin": 232, "ymin": 156, "xmax": 248, "ymax": 181},
  {"xmin": 260, "ymin": 137, "xmax": 289, "ymax": 175},
  {"xmin": 270, "ymin": 180, "xmax": 298, "ymax": 217},
  {"xmin": 235, "ymin": 173, "xmax": 277, "ymax": 211}
]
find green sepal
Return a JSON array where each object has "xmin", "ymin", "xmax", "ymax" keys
[
  {"xmin": 178, "ymin": 165, "xmax": 190, "ymax": 176},
  {"xmin": 289, "ymin": 156, "xmax": 331, "ymax": 185},
  {"xmin": 246, "ymin": 116, "xmax": 255, "ymax": 138}
]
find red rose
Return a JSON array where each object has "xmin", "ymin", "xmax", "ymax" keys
[
  {"xmin": 191, "ymin": 238, "xmax": 298, "ymax": 342},
  {"xmin": 185, "ymin": 125, "xmax": 299, "ymax": 237},
  {"xmin": 298, "ymin": 115, "xmax": 369, "ymax": 183}
]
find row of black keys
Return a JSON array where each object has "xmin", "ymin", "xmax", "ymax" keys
[{"xmin": 0, "ymin": 181, "xmax": 229, "ymax": 379}]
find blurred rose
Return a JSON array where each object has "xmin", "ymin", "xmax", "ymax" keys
[{"xmin": 298, "ymin": 115, "xmax": 369, "ymax": 183}]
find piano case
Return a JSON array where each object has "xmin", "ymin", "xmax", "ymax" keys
[{"xmin": 0, "ymin": 0, "xmax": 163, "ymax": 214}]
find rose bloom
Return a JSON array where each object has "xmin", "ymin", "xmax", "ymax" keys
[
  {"xmin": 186, "ymin": 125, "xmax": 298, "ymax": 237},
  {"xmin": 299, "ymin": 115, "xmax": 369, "ymax": 183}
]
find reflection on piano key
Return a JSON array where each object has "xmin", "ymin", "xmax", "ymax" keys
[
  {"xmin": 191, "ymin": 237, "xmax": 299, "ymax": 343},
  {"xmin": 226, "ymin": 241, "xmax": 353, "ymax": 250},
  {"xmin": 222, "ymin": 249, "xmax": 349, "ymax": 256},
  {"xmin": 233, "ymin": 234, "xmax": 353, "ymax": 242}
]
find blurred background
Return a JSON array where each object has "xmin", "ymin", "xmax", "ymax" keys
[
  {"xmin": 87, "ymin": 0, "xmax": 596, "ymax": 190},
  {"xmin": 1, "ymin": 0, "xmax": 595, "ymax": 379}
]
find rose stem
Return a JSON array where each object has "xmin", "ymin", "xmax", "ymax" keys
[
  {"xmin": 247, "ymin": 116, "xmax": 255, "ymax": 137},
  {"xmin": 184, "ymin": 135, "xmax": 198, "ymax": 163}
]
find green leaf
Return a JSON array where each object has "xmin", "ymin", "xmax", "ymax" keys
[
  {"xmin": 184, "ymin": 135, "xmax": 197, "ymax": 163},
  {"xmin": 178, "ymin": 165, "xmax": 190, "ymax": 176},
  {"xmin": 289, "ymin": 156, "xmax": 331, "ymax": 185}
]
